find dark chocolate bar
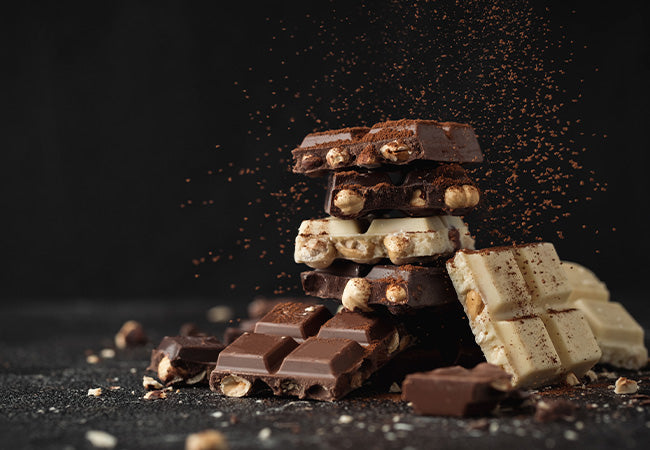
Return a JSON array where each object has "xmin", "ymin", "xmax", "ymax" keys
[
  {"xmin": 292, "ymin": 119, "xmax": 483, "ymax": 176},
  {"xmin": 209, "ymin": 303, "xmax": 407, "ymax": 401},
  {"xmin": 324, "ymin": 165, "xmax": 480, "ymax": 219},
  {"xmin": 301, "ymin": 261, "xmax": 457, "ymax": 313},
  {"xmin": 148, "ymin": 336, "xmax": 225, "ymax": 386},
  {"xmin": 402, "ymin": 363, "xmax": 513, "ymax": 416}
]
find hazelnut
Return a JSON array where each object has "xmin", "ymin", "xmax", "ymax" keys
[
  {"xmin": 142, "ymin": 376, "xmax": 163, "ymax": 390},
  {"xmin": 220, "ymin": 375, "xmax": 253, "ymax": 397},
  {"xmin": 143, "ymin": 389, "xmax": 167, "ymax": 400},
  {"xmin": 379, "ymin": 140, "xmax": 413, "ymax": 162},
  {"xmin": 356, "ymin": 146, "xmax": 380, "ymax": 167},
  {"xmin": 326, "ymin": 147, "xmax": 351, "ymax": 167},
  {"xmin": 185, "ymin": 429, "xmax": 229, "ymax": 450},
  {"xmin": 387, "ymin": 330, "xmax": 400, "ymax": 354},
  {"xmin": 186, "ymin": 370, "xmax": 207, "ymax": 385},
  {"xmin": 565, "ymin": 372, "xmax": 580, "ymax": 386},
  {"xmin": 333, "ymin": 189, "xmax": 365, "ymax": 216},
  {"xmin": 115, "ymin": 320, "xmax": 147, "ymax": 349},
  {"xmin": 614, "ymin": 377, "xmax": 638, "ymax": 394},
  {"xmin": 300, "ymin": 154, "xmax": 323, "ymax": 170},
  {"xmin": 335, "ymin": 239, "xmax": 375, "ymax": 260},
  {"xmin": 157, "ymin": 356, "xmax": 184, "ymax": 385},
  {"xmin": 385, "ymin": 285, "xmax": 407, "ymax": 303},
  {"xmin": 383, "ymin": 234, "xmax": 412, "ymax": 263},
  {"xmin": 444, "ymin": 185, "xmax": 480, "ymax": 209},
  {"xmin": 298, "ymin": 238, "xmax": 336, "ymax": 269},
  {"xmin": 341, "ymin": 278, "xmax": 372, "ymax": 311},
  {"xmin": 87, "ymin": 387, "xmax": 102, "ymax": 397},
  {"xmin": 409, "ymin": 189, "xmax": 427, "ymax": 207},
  {"xmin": 465, "ymin": 290, "xmax": 484, "ymax": 320}
]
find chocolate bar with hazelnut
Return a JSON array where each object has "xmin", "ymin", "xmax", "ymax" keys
[
  {"xmin": 148, "ymin": 336, "xmax": 225, "ymax": 386},
  {"xmin": 300, "ymin": 261, "xmax": 457, "ymax": 314},
  {"xmin": 402, "ymin": 363, "xmax": 513, "ymax": 416},
  {"xmin": 209, "ymin": 303, "xmax": 409, "ymax": 401},
  {"xmin": 324, "ymin": 165, "xmax": 480, "ymax": 219},
  {"xmin": 292, "ymin": 119, "xmax": 483, "ymax": 176}
]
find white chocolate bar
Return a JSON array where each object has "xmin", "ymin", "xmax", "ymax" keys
[
  {"xmin": 562, "ymin": 261, "xmax": 609, "ymax": 302},
  {"xmin": 294, "ymin": 216, "xmax": 474, "ymax": 269},
  {"xmin": 447, "ymin": 243, "xmax": 601, "ymax": 388},
  {"xmin": 561, "ymin": 261, "xmax": 647, "ymax": 369}
]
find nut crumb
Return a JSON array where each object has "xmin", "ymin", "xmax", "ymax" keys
[
  {"xmin": 615, "ymin": 377, "xmax": 639, "ymax": 394},
  {"xmin": 143, "ymin": 376, "xmax": 163, "ymax": 390},
  {"xmin": 100, "ymin": 348, "xmax": 115, "ymax": 359},
  {"xmin": 86, "ymin": 354, "xmax": 100, "ymax": 364},
  {"xmin": 206, "ymin": 306, "xmax": 234, "ymax": 323},
  {"xmin": 338, "ymin": 415, "xmax": 353, "ymax": 424},
  {"xmin": 585, "ymin": 370, "xmax": 597, "ymax": 382},
  {"xmin": 185, "ymin": 429, "xmax": 229, "ymax": 450},
  {"xmin": 143, "ymin": 390, "xmax": 167, "ymax": 400},
  {"xmin": 85, "ymin": 430, "xmax": 117, "ymax": 448},
  {"xmin": 87, "ymin": 388, "xmax": 102, "ymax": 397},
  {"xmin": 388, "ymin": 382, "xmax": 401, "ymax": 393},
  {"xmin": 565, "ymin": 372, "xmax": 579, "ymax": 386},
  {"xmin": 258, "ymin": 427, "xmax": 272, "ymax": 440}
]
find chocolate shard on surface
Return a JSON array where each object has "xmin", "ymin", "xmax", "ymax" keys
[
  {"xmin": 294, "ymin": 215, "xmax": 474, "ymax": 269},
  {"xmin": 402, "ymin": 363, "xmax": 513, "ymax": 417},
  {"xmin": 301, "ymin": 261, "xmax": 457, "ymax": 313},
  {"xmin": 210, "ymin": 304, "xmax": 407, "ymax": 401},
  {"xmin": 324, "ymin": 165, "xmax": 480, "ymax": 219},
  {"xmin": 292, "ymin": 119, "xmax": 483, "ymax": 176},
  {"xmin": 147, "ymin": 336, "xmax": 225, "ymax": 386}
]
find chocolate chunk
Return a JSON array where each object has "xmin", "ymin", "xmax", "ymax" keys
[
  {"xmin": 325, "ymin": 165, "xmax": 480, "ymax": 219},
  {"xmin": 292, "ymin": 119, "xmax": 483, "ymax": 176},
  {"xmin": 301, "ymin": 262, "xmax": 457, "ymax": 314},
  {"xmin": 534, "ymin": 399, "xmax": 578, "ymax": 423},
  {"xmin": 254, "ymin": 303, "xmax": 332, "ymax": 342},
  {"xmin": 210, "ymin": 303, "xmax": 406, "ymax": 401},
  {"xmin": 402, "ymin": 363, "xmax": 513, "ymax": 417},
  {"xmin": 148, "ymin": 336, "xmax": 225, "ymax": 386}
]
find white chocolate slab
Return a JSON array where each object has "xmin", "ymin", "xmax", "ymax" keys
[
  {"xmin": 561, "ymin": 261, "xmax": 609, "ymax": 302},
  {"xmin": 295, "ymin": 216, "xmax": 474, "ymax": 269},
  {"xmin": 447, "ymin": 243, "xmax": 600, "ymax": 388},
  {"xmin": 573, "ymin": 299, "xmax": 647, "ymax": 369}
]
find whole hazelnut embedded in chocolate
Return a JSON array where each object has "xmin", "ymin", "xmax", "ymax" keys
[
  {"xmin": 379, "ymin": 140, "xmax": 412, "ymax": 162},
  {"xmin": 333, "ymin": 189, "xmax": 365, "ymax": 216},
  {"xmin": 220, "ymin": 375, "xmax": 252, "ymax": 397},
  {"xmin": 383, "ymin": 233, "xmax": 412, "ymax": 264},
  {"xmin": 409, "ymin": 189, "xmax": 427, "ymax": 207},
  {"xmin": 443, "ymin": 185, "xmax": 480, "ymax": 209},
  {"xmin": 385, "ymin": 285, "xmax": 407, "ymax": 304},
  {"xmin": 334, "ymin": 239, "xmax": 375, "ymax": 260},
  {"xmin": 356, "ymin": 146, "xmax": 380, "ymax": 167},
  {"xmin": 325, "ymin": 147, "xmax": 351, "ymax": 167},
  {"xmin": 465, "ymin": 290, "xmax": 485, "ymax": 320},
  {"xmin": 341, "ymin": 278, "xmax": 372, "ymax": 311}
]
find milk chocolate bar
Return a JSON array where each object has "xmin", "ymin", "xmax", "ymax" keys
[
  {"xmin": 301, "ymin": 261, "xmax": 457, "ymax": 313},
  {"xmin": 446, "ymin": 243, "xmax": 602, "ymax": 388},
  {"xmin": 148, "ymin": 336, "xmax": 226, "ymax": 386},
  {"xmin": 563, "ymin": 262, "xmax": 647, "ymax": 369},
  {"xmin": 293, "ymin": 119, "xmax": 484, "ymax": 176},
  {"xmin": 295, "ymin": 215, "xmax": 474, "ymax": 269},
  {"xmin": 210, "ymin": 303, "xmax": 407, "ymax": 401},
  {"xmin": 402, "ymin": 363, "xmax": 513, "ymax": 416},
  {"xmin": 324, "ymin": 165, "xmax": 480, "ymax": 219}
]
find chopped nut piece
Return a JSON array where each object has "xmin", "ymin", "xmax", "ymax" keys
[
  {"xmin": 614, "ymin": 377, "xmax": 639, "ymax": 394},
  {"xmin": 388, "ymin": 382, "xmax": 402, "ymax": 393},
  {"xmin": 115, "ymin": 320, "xmax": 147, "ymax": 349},
  {"xmin": 86, "ymin": 354, "xmax": 100, "ymax": 364},
  {"xmin": 585, "ymin": 370, "xmax": 598, "ymax": 383},
  {"xmin": 87, "ymin": 388, "xmax": 102, "ymax": 397},
  {"xmin": 220, "ymin": 375, "xmax": 252, "ymax": 397},
  {"xmin": 85, "ymin": 430, "xmax": 117, "ymax": 449},
  {"xmin": 341, "ymin": 278, "xmax": 372, "ymax": 311},
  {"xmin": 185, "ymin": 429, "xmax": 229, "ymax": 450},
  {"xmin": 207, "ymin": 306, "xmax": 234, "ymax": 323},
  {"xmin": 565, "ymin": 372, "xmax": 580, "ymax": 386},
  {"xmin": 186, "ymin": 370, "xmax": 207, "ymax": 385},
  {"xmin": 142, "ymin": 376, "xmax": 163, "ymax": 390},
  {"xmin": 100, "ymin": 349, "xmax": 115, "ymax": 359},
  {"xmin": 143, "ymin": 389, "xmax": 167, "ymax": 400},
  {"xmin": 258, "ymin": 428, "xmax": 272, "ymax": 440},
  {"xmin": 338, "ymin": 415, "xmax": 354, "ymax": 424},
  {"xmin": 465, "ymin": 290, "xmax": 484, "ymax": 320}
]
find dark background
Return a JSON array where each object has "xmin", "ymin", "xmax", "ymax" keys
[{"xmin": 1, "ymin": 0, "xmax": 649, "ymax": 303}]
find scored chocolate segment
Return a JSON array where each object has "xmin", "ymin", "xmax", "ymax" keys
[
  {"xmin": 402, "ymin": 363, "xmax": 513, "ymax": 417},
  {"xmin": 301, "ymin": 262, "xmax": 457, "ymax": 313},
  {"xmin": 254, "ymin": 303, "xmax": 332, "ymax": 342},
  {"xmin": 147, "ymin": 336, "xmax": 226, "ymax": 386},
  {"xmin": 210, "ymin": 304, "xmax": 406, "ymax": 401},
  {"xmin": 292, "ymin": 119, "xmax": 484, "ymax": 176},
  {"xmin": 325, "ymin": 165, "xmax": 480, "ymax": 219}
]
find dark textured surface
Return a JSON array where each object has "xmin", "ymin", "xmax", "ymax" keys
[{"xmin": 2, "ymin": 298, "xmax": 650, "ymax": 450}]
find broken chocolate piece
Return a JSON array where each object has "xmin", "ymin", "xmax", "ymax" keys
[
  {"xmin": 402, "ymin": 363, "xmax": 513, "ymax": 416},
  {"xmin": 325, "ymin": 165, "xmax": 480, "ymax": 219},
  {"xmin": 292, "ymin": 119, "xmax": 483, "ymax": 176},
  {"xmin": 148, "ymin": 336, "xmax": 225, "ymax": 386},
  {"xmin": 254, "ymin": 303, "xmax": 333, "ymax": 342},
  {"xmin": 301, "ymin": 261, "xmax": 456, "ymax": 313},
  {"xmin": 210, "ymin": 304, "xmax": 407, "ymax": 401}
]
